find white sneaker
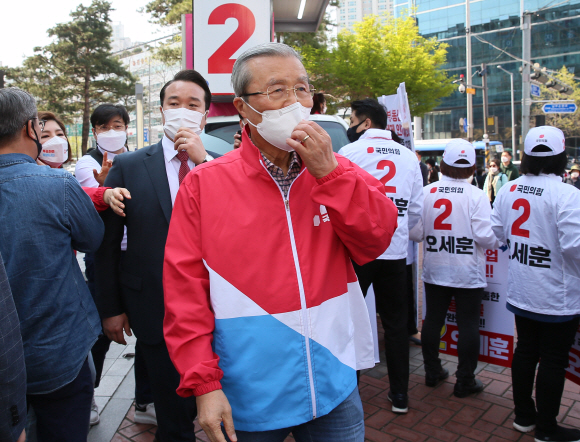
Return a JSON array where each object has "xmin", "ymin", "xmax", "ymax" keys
[
  {"xmin": 90, "ymin": 396, "xmax": 100, "ymax": 426},
  {"xmin": 134, "ymin": 403, "xmax": 157, "ymax": 425}
]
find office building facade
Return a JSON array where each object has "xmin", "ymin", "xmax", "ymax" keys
[
  {"xmin": 394, "ymin": 0, "xmax": 580, "ymax": 151},
  {"xmin": 337, "ymin": 0, "xmax": 394, "ymax": 31}
]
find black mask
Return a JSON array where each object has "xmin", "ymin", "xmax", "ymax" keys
[
  {"xmin": 347, "ymin": 121, "xmax": 366, "ymax": 143},
  {"xmin": 29, "ymin": 122, "xmax": 43, "ymax": 158}
]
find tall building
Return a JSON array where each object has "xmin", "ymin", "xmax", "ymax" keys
[
  {"xmin": 337, "ymin": 0, "xmax": 394, "ymax": 31},
  {"xmin": 394, "ymin": 0, "xmax": 580, "ymax": 151},
  {"xmin": 111, "ymin": 22, "xmax": 133, "ymax": 53}
]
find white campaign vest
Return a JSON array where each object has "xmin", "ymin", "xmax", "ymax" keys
[
  {"xmin": 491, "ymin": 174, "xmax": 580, "ymax": 315},
  {"xmin": 422, "ymin": 176, "xmax": 499, "ymax": 288},
  {"xmin": 339, "ymin": 129, "xmax": 423, "ymax": 260}
]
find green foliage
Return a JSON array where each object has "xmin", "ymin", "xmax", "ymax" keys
[
  {"xmin": 143, "ymin": 0, "xmax": 190, "ymax": 27},
  {"xmin": 152, "ymin": 35, "xmax": 182, "ymax": 67},
  {"xmin": 7, "ymin": 0, "xmax": 136, "ymax": 154},
  {"xmin": 532, "ymin": 66, "xmax": 580, "ymax": 138},
  {"xmin": 301, "ymin": 13, "xmax": 455, "ymax": 117}
]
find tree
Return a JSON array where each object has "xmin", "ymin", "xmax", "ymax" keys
[
  {"xmin": 7, "ymin": 0, "xmax": 135, "ymax": 154},
  {"xmin": 532, "ymin": 66, "xmax": 580, "ymax": 138},
  {"xmin": 300, "ymin": 13, "xmax": 455, "ymax": 117},
  {"xmin": 144, "ymin": 0, "xmax": 189, "ymax": 27}
]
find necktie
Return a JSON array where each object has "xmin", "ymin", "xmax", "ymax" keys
[{"xmin": 177, "ymin": 150, "xmax": 190, "ymax": 185}]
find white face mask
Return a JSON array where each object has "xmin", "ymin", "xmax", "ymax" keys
[
  {"xmin": 489, "ymin": 166, "xmax": 498, "ymax": 174},
  {"xmin": 97, "ymin": 130, "xmax": 127, "ymax": 153},
  {"xmin": 572, "ymin": 172, "xmax": 579, "ymax": 179},
  {"xmin": 162, "ymin": 108, "xmax": 207, "ymax": 141},
  {"xmin": 501, "ymin": 157, "xmax": 510, "ymax": 164},
  {"xmin": 39, "ymin": 136, "xmax": 68, "ymax": 168},
  {"xmin": 243, "ymin": 101, "xmax": 312, "ymax": 152}
]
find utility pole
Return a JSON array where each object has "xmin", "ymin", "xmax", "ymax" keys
[
  {"xmin": 481, "ymin": 63, "xmax": 488, "ymax": 136},
  {"xmin": 136, "ymin": 83, "xmax": 144, "ymax": 150},
  {"xmin": 497, "ymin": 65, "xmax": 517, "ymax": 152},
  {"xmin": 466, "ymin": 0, "xmax": 473, "ymax": 141},
  {"xmin": 521, "ymin": 9, "xmax": 532, "ymax": 147}
]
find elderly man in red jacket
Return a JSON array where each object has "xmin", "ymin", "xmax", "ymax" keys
[{"xmin": 163, "ymin": 42, "xmax": 398, "ymax": 442}]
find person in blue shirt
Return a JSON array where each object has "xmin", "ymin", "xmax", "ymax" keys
[{"xmin": 0, "ymin": 87, "xmax": 104, "ymax": 442}]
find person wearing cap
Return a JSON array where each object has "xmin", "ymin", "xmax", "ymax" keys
[
  {"xmin": 420, "ymin": 139, "xmax": 499, "ymax": 397},
  {"xmin": 491, "ymin": 126, "xmax": 580, "ymax": 442},
  {"xmin": 500, "ymin": 149, "xmax": 519, "ymax": 181},
  {"xmin": 565, "ymin": 164, "xmax": 580, "ymax": 190}
]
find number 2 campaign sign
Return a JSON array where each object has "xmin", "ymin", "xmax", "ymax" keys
[{"xmin": 193, "ymin": 0, "xmax": 272, "ymax": 95}]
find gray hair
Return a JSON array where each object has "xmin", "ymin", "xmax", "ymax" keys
[
  {"xmin": 0, "ymin": 88, "xmax": 37, "ymax": 146},
  {"xmin": 231, "ymin": 43, "xmax": 303, "ymax": 97}
]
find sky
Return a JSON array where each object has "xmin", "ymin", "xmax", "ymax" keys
[{"xmin": 0, "ymin": 0, "xmax": 175, "ymax": 68}]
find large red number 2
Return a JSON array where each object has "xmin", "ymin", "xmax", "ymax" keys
[
  {"xmin": 208, "ymin": 4, "xmax": 256, "ymax": 74},
  {"xmin": 434, "ymin": 199, "xmax": 453, "ymax": 230},
  {"xmin": 511, "ymin": 198, "xmax": 530, "ymax": 238},
  {"xmin": 377, "ymin": 160, "xmax": 396, "ymax": 193}
]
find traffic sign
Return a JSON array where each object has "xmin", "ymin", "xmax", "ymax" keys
[
  {"xmin": 542, "ymin": 103, "xmax": 577, "ymax": 114},
  {"xmin": 530, "ymin": 84, "xmax": 541, "ymax": 97},
  {"xmin": 466, "ymin": 87, "xmax": 476, "ymax": 95},
  {"xmin": 143, "ymin": 128, "xmax": 149, "ymax": 143}
]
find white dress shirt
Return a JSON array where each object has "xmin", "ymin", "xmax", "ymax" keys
[{"xmin": 162, "ymin": 135, "xmax": 195, "ymax": 206}]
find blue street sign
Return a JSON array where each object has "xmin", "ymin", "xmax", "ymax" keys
[
  {"xmin": 542, "ymin": 103, "xmax": 577, "ymax": 114},
  {"xmin": 144, "ymin": 128, "xmax": 149, "ymax": 143},
  {"xmin": 530, "ymin": 84, "xmax": 541, "ymax": 98},
  {"xmin": 463, "ymin": 117, "xmax": 468, "ymax": 133}
]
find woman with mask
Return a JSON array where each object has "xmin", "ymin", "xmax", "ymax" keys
[
  {"xmin": 420, "ymin": 140, "xmax": 498, "ymax": 398},
  {"xmin": 483, "ymin": 158, "xmax": 508, "ymax": 205},
  {"xmin": 425, "ymin": 158, "xmax": 440, "ymax": 184},
  {"xmin": 565, "ymin": 164, "xmax": 580, "ymax": 190},
  {"xmin": 37, "ymin": 111, "xmax": 73, "ymax": 168}
]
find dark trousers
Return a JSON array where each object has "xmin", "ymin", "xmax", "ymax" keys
[
  {"xmin": 422, "ymin": 283, "xmax": 483, "ymax": 383},
  {"xmin": 512, "ymin": 314, "xmax": 579, "ymax": 432},
  {"xmin": 27, "ymin": 359, "xmax": 93, "ymax": 442},
  {"xmin": 134, "ymin": 341, "xmax": 154, "ymax": 405},
  {"xmin": 406, "ymin": 264, "xmax": 418, "ymax": 336},
  {"xmin": 137, "ymin": 340, "xmax": 198, "ymax": 442},
  {"xmin": 353, "ymin": 258, "xmax": 409, "ymax": 395}
]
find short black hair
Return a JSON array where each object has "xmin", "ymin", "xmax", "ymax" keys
[
  {"xmin": 351, "ymin": 98, "xmax": 387, "ymax": 130},
  {"xmin": 425, "ymin": 158, "xmax": 436, "ymax": 167},
  {"xmin": 90, "ymin": 104, "xmax": 130, "ymax": 128},
  {"xmin": 391, "ymin": 131, "xmax": 405, "ymax": 146},
  {"xmin": 441, "ymin": 160, "xmax": 476, "ymax": 179},
  {"xmin": 502, "ymin": 150, "xmax": 513, "ymax": 157},
  {"xmin": 520, "ymin": 147, "xmax": 567, "ymax": 176},
  {"xmin": 160, "ymin": 70, "xmax": 212, "ymax": 111}
]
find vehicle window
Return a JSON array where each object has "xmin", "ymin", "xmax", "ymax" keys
[
  {"xmin": 200, "ymin": 120, "xmax": 350, "ymax": 155},
  {"xmin": 316, "ymin": 121, "xmax": 350, "ymax": 152}
]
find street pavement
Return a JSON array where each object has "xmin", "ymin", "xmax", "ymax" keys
[{"xmin": 88, "ymin": 321, "xmax": 580, "ymax": 442}]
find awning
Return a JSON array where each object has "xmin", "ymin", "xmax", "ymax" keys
[{"xmin": 273, "ymin": 0, "xmax": 330, "ymax": 32}]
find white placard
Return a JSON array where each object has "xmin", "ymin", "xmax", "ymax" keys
[
  {"xmin": 365, "ymin": 285, "xmax": 381, "ymax": 364},
  {"xmin": 378, "ymin": 82, "xmax": 415, "ymax": 151},
  {"xmin": 193, "ymin": 0, "xmax": 271, "ymax": 95}
]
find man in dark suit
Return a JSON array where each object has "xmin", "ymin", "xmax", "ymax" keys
[
  {"xmin": 416, "ymin": 150, "xmax": 429, "ymax": 187},
  {"xmin": 0, "ymin": 252, "xmax": 26, "ymax": 442},
  {"xmin": 95, "ymin": 70, "xmax": 220, "ymax": 442}
]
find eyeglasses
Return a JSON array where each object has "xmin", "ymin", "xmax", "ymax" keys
[
  {"xmin": 33, "ymin": 118, "xmax": 46, "ymax": 131},
  {"xmin": 243, "ymin": 84, "xmax": 315, "ymax": 102}
]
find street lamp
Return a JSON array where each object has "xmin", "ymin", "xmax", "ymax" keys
[{"xmin": 497, "ymin": 65, "xmax": 517, "ymax": 153}]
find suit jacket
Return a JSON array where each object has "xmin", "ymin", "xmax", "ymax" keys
[
  {"xmin": 95, "ymin": 141, "xmax": 220, "ymax": 345},
  {"xmin": 419, "ymin": 161, "xmax": 428, "ymax": 187},
  {"xmin": 0, "ymin": 252, "xmax": 26, "ymax": 442}
]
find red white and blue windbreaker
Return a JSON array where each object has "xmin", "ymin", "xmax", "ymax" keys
[{"xmin": 163, "ymin": 130, "xmax": 398, "ymax": 432}]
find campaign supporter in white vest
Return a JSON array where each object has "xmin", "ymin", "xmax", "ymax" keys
[
  {"xmin": 419, "ymin": 140, "xmax": 499, "ymax": 398},
  {"xmin": 339, "ymin": 98, "xmax": 423, "ymax": 414},
  {"xmin": 491, "ymin": 126, "xmax": 580, "ymax": 442}
]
